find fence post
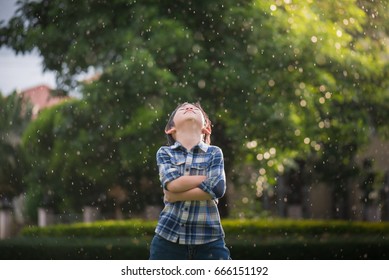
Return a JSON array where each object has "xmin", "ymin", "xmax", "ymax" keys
[
  {"xmin": 38, "ymin": 207, "xmax": 54, "ymax": 227},
  {"xmin": 0, "ymin": 209, "xmax": 13, "ymax": 239},
  {"xmin": 83, "ymin": 206, "xmax": 100, "ymax": 223}
]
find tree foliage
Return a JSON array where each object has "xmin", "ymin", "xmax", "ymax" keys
[
  {"xmin": 0, "ymin": 92, "xmax": 31, "ymax": 206},
  {"xmin": 1, "ymin": 0, "xmax": 388, "ymax": 216}
]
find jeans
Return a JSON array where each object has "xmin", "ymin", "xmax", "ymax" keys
[{"xmin": 149, "ymin": 234, "xmax": 231, "ymax": 260}]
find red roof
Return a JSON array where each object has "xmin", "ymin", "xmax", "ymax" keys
[{"xmin": 19, "ymin": 84, "xmax": 69, "ymax": 118}]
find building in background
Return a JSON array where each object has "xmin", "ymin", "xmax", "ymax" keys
[{"xmin": 18, "ymin": 84, "xmax": 69, "ymax": 119}]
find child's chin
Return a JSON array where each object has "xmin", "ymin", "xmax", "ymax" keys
[{"xmin": 184, "ymin": 115, "xmax": 197, "ymax": 120}]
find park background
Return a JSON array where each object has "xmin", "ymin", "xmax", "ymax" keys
[{"xmin": 1, "ymin": 0, "xmax": 389, "ymax": 259}]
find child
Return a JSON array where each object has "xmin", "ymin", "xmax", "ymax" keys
[{"xmin": 149, "ymin": 102, "xmax": 231, "ymax": 260}]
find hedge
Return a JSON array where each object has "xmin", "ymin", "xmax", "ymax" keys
[
  {"xmin": 20, "ymin": 219, "xmax": 157, "ymax": 238},
  {"xmin": 20, "ymin": 218, "xmax": 389, "ymax": 238},
  {"xmin": 0, "ymin": 237, "xmax": 150, "ymax": 260},
  {"xmin": 1, "ymin": 219, "xmax": 388, "ymax": 259},
  {"xmin": 1, "ymin": 236, "xmax": 389, "ymax": 260}
]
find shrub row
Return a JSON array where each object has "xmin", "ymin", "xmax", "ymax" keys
[
  {"xmin": 0, "ymin": 237, "xmax": 150, "ymax": 260},
  {"xmin": 1, "ymin": 236, "xmax": 389, "ymax": 260},
  {"xmin": 21, "ymin": 219, "xmax": 157, "ymax": 238},
  {"xmin": 1, "ymin": 219, "xmax": 387, "ymax": 259},
  {"xmin": 20, "ymin": 218, "xmax": 389, "ymax": 238}
]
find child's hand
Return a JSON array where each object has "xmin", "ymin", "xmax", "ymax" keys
[{"xmin": 163, "ymin": 189, "xmax": 177, "ymax": 203}]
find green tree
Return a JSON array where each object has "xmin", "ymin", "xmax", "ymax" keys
[
  {"xmin": 0, "ymin": 92, "xmax": 31, "ymax": 208},
  {"xmin": 21, "ymin": 97, "xmax": 163, "ymax": 217},
  {"xmin": 2, "ymin": 0, "xmax": 388, "ymax": 218}
]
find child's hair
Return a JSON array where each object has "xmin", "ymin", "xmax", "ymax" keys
[{"xmin": 165, "ymin": 102, "xmax": 212, "ymax": 145}]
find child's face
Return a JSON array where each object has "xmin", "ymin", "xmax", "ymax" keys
[{"xmin": 172, "ymin": 103, "xmax": 206, "ymax": 129}]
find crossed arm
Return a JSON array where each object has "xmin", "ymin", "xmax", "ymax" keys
[
  {"xmin": 164, "ymin": 175, "xmax": 212, "ymax": 203},
  {"xmin": 157, "ymin": 146, "xmax": 225, "ymax": 203}
]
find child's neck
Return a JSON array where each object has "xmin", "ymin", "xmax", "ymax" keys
[{"xmin": 175, "ymin": 125, "xmax": 203, "ymax": 151}]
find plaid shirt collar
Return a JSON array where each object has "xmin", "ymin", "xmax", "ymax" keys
[{"xmin": 170, "ymin": 140, "xmax": 209, "ymax": 153}]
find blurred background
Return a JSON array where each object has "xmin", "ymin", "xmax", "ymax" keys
[{"xmin": 1, "ymin": 0, "xmax": 389, "ymax": 240}]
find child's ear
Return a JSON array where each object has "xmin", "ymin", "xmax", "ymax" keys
[
  {"xmin": 201, "ymin": 126, "xmax": 211, "ymax": 135},
  {"xmin": 165, "ymin": 127, "xmax": 176, "ymax": 135}
]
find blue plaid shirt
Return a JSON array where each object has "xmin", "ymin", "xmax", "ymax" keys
[{"xmin": 155, "ymin": 141, "xmax": 226, "ymax": 245}]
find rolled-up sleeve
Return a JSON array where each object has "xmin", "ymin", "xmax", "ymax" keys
[
  {"xmin": 198, "ymin": 147, "xmax": 226, "ymax": 199},
  {"xmin": 156, "ymin": 147, "xmax": 181, "ymax": 189}
]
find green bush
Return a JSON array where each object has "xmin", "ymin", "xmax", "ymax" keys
[
  {"xmin": 1, "ymin": 219, "xmax": 388, "ymax": 260},
  {"xmin": 223, "ymin": 219, "xmax": 389, "ymax": 238},
  {"xmin": 228, "ymin": 238, "xmax": 389, "ymax": 260},
  {"xmin": 0, "ymin": 237, "xmax": 150, "ymax": 260},
  {"xmin": 21, "ymin": 219, "xmax": 157, "ymax": 238},
  {"xmin": 20, "ymin": 218, "xmax": 389, "ymax": 238}
]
